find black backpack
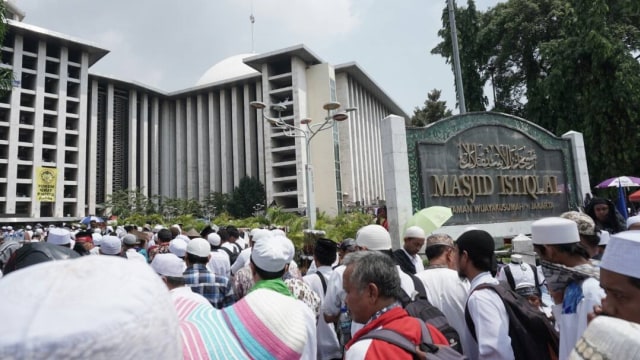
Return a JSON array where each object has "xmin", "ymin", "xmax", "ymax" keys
[
  {"xmin": 220, "ymin": 242, "xmax": 242, "ymax": 265},
  {"xmin": 502, "ymin": 263, "xmax": 541, "ymax": 293},
  {"xmin": 464, "ymin": 284, "xmax": 559, "ymax": 360},
  {"xmin": 400, "ymin": 275, "xmax": 463, "ymax": 354},
  {"xmin": 357, "ymin": 317, "xmax": 467, "ymax": 360}
]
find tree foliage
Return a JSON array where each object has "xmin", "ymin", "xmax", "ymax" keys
[
  {"xmin": 227, "ymin": 176, "xmax": 266, "ymax": 218},
  {"xmin": 433, "ymin": 0, "xmax": 640, "ymax": 184},
  {"xmin": 411, "ymin": 89, "xmax": 454, "ymax": 126}
]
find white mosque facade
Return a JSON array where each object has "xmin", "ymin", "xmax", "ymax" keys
[{"xmin": 0, "ymin": 3, "xmax": 409, "ymax": 222}]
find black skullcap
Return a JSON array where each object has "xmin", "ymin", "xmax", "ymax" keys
[
  {"xmin": 456, "ymin": 230, "xmax": 497, "ymax": 274},
  {"xmin": 315, "ymin": 238, "xmax": 338, "ymax": 257}
]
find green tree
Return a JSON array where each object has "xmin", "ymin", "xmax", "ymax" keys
[
  {"xmin": 101, "ymin": 188, "xmax": 155, "ymax": 218},
  {"xmin": 228, "ymin": 177, "xmax": 266, "ymax": 218},
  {"xmin": 202, "ymin": 191, "xmax": 230, "ymax": 219},
  {"xmin": 411, "ymin": 89, "xmax": 454, "ymax": 126},
  {"xmin": 433, "ymin": 0, "xmax": 640, "ymax": 185},
  {"xmin": 432, "ymin": 0, "xmax": 489, "ymax": 112}
]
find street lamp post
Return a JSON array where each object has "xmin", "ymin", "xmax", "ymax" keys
[{"xmin": 250, "ymin": 100, "xmax": 355, "ymax": 229}]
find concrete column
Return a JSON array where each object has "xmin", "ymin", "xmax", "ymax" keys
[
  {"xmin": 231, "ymin": 86, "xmax": 244, "ymax": 187},
  {"xmin": 5, "ymin": 35, "xmax": 21, "ymax": 214},
  {"xmin": 105, "ymin": 83, "xmax": 114, "ymax": 198},
  {"xmin": 30, "ymin": 39, "xmax": 46, "ymax": 216},
  {"xmin": 128, "ymin": 89, "xmax": 137, "ymax": 190},
  {"xmin": 76, "ymin": 52, "xmax": 90, "ymax": 216},
  {"xmin": 175, "ymin": 100, "xmax": 186, "ymax": 198},
  {"xmin": 381, "ymin": 115, "xmax": 412, "ymax": 250},
  {"xmin": 243, "ymin": 84, "xmax": 255, "ymax": 178},
  {"xmin": 208, "ymin": 92, "xmax": 220, "ymax": 193},
  {"xmin": 150, "ymin": 97, "xmax": 160, "ymax": 196},
  {"xmin": 196, "ymin": 94, "xmax": 208, "ymax": 200},
  {"xmin": 562, "ymin": 131, "xmax": 591, "ymax": 205},
  {"xmin": 255, "ymin": 81, "xmax": 265, "ymax": 184},
  {"xmin": 220, "ymin": 90, "xmax": 232, "ymax": 193},
  {"xmin": 186, "ymin": 96, "xmax": 198, "ymax": 199},
  {"xmin": 54, "ymin": 47, "xmax": 68, "ymax": 217},
  {"xmin": 139, "ymin": 93, "xmax": 149, "ymax": 197},
  {"xmin": 87, "ymin": 79, "xmax": 98, "ymax": 215}
]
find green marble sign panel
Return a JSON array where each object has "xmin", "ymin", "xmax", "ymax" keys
[{"xmin": 406, "ymin": 112, "xmax": 579, "ymax": 224}]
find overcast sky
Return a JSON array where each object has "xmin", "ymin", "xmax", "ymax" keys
[{"xmin": 17, "ymin": 0, "xmax": 501, "ymax": 115}]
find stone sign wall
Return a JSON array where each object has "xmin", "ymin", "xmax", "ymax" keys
[{"xmin": 406, "ymin": 113, "xmax": 579, "ymax": 224}]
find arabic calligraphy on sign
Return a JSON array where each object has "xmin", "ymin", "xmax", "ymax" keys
[{"xmin": 458, "ymin": 143, "xmax": 537, "ymax": 170}]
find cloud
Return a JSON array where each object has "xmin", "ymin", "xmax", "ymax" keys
[{"xmin": 251, "ymin": 0, "xmax": 362, "ymax": 41}]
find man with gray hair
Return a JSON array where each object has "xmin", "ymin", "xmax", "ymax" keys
[
  {"xmin": 415, "ymin": 233, "xmax": 471, "ymax": 355},
  {"xmin": 342, "ymin": 251, "xmax": 449, "ymax": 359}
]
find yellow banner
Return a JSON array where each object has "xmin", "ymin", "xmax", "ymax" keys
[{"xmin": 36, "ymin": 167, "xmax": 57, "ymax": 202}]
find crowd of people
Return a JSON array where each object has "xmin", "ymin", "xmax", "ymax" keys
[{"xmin": 0, "ymin": 196, "xmax": 639, "ymax": 359}]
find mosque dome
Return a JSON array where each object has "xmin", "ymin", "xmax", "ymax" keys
[{"xmin": 195, "ymin": 53, "xmax": 259, "ymax": 86}]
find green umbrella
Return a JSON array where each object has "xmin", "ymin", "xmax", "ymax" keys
[{"xmin": 405, "ymin": 206, "xmax": 453, "ymax": 234}]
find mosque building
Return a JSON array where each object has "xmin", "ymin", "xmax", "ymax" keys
[{"xmin": 0, "ymin": 2, "xmax": 408, "ymax": 222}]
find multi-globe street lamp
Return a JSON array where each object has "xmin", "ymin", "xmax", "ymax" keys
[{"xmin": 250, "ymin": 100, "xmax": 356, "ymax": 229}]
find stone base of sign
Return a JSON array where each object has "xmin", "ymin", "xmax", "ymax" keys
[
  {"xmin": 562, "ymin": 131, "xmax": 591, "ymax": 206},
  {"xmin": 381, "ymin": 115, "xmax": 413, "ymax": 250}
]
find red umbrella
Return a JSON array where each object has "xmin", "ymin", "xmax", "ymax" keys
[{"xmin": 630, "ymin": 189, "xmax": 640, "ymax": 202}]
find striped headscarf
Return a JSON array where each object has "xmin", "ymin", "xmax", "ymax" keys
[{"xmin": 178, "ymin": 288, "xmax": 311, "ymax": 359}]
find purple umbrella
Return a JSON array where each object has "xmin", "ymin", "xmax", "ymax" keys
[{"xmin": 595, "ymin": 176, "xmax": 640, "ymax": 188}]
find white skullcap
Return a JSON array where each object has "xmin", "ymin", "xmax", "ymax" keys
[
  {"xmin": 404, "ymin": 226, "xmax": 426, "ymax": 240},
  {"xmin": 92, "ymin": 233, "xmax": 103, "ymax": 246},
  {"xmin": 271, "ymin": 229, "xmax": 286, "ymax": 237},
  {"xmin": 151, "ymin": 253, "xmax": 186, "ymax": 277},
  {"xmin": 356, "ymin": 224, "xmax": 391, "ymax": 251},
  {"xmin": 153, "ymin": 224, "xmax": 164, "ymax": 233},
  {"xmin": 627, "ymin": 215, "xmax": 640, "ymax": 230},
  {"xmin": 100, "ymin": 235, "xmax": 122, "ymax": 255},
  {"xmin": 250, "ymin": 228, "xmax": 260, "ymax": 237},
  {"xmin": 25, "ymin": 225, "xmax": 32, "ymax": 230},
  {"xmin": 47, "ymin": 228, "xmax": 71, "ymax": 245},
  {"xmin": 186, "ymin": 238, "xmax": 210, "ymax": 258},
  {"xmin": 531, "ymin": 217, "xmax": 580, "ymax": 245},
  {"xmin": 176, "ymin": 234, "xmax": 190, "ymax": 243},
  {"xmin": 598, "ymin": 230, "xmax": 610, "ymax": 246},
  {"xmin": 280, "ymin": 236, "xmax": 295, "ymax": 263},
  {"xmin": 570, "ymin": 315, "xmax": 640, "ymax": 359},
  {"xmin": 600, "ymin": 231, "xmax": 640, "ymax": 278},
  {"xmin": 251, "ymin": 236, "xmax": 289, "ymax": 272},
  {"xmin": 207, "ymin": 232, "xmax": 221, "ymax": 247},
  {"xmin": 169, "ymin": 238, "xmax": 188, "ymax": 258},
  {"xmin": 0, "ymin": 256, "xmax": 181, "ymax": 358},
  {"xmin": 252, "ymin": 229, "xmax": 272, "ymax": 242}
]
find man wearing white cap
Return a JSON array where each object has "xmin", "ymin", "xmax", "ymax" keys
[
  {"xmin": 169, "ymin": 237, "xmax": 188, "ymax": 258},
  {"xmin": 323, "ymin": 224, "xmax": 415, "ymax": 343},
  {"xmin": 595, "ymin": 231, "xmax": 640, "ymax": 324},
  {"xmin": 46, "ymin": 228, "xmax": 73, "ymax": 248},
  {"xmin": 151, "ymin": 253, "xmax": 211, "ymax": 311},
  {"xmin": 531, "ymin": 217, "xmax": 604, "ymax": 360},
  {"xmin": 415, "ymin": 233, "xmax": 471, "ymax": 355},
  {"xmin": 100, "ymin": 235, "xmax": 122, "ymax": 256},
  {"xmin": 0, "ymin": 256, "xmax": 182, "ymax": 358},
  {"xmin": 206, "ymin": 232, "xmax": 231, "ymax": 278},
  {"xmin": 184, "ymin": 238, "xmax": 234, "ymax": 309},
  {"xmin": 393, "ymin": 226, "xmax": 426, "ymax": 275},
  {"xmin": 122, "ymin": 234, "xmax": 147, "ymax": 263},
  {"xmin": 249, "ymin": 234, "xmax": 317, "ymax": 359}
]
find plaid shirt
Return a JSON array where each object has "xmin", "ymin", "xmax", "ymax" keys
[{"xmin": 184, "ymin": 263, "xmax": 235, "ymax": 309}]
